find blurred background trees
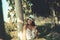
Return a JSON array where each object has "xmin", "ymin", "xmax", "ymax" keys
[{"xmin": 3, "ymin": 0, "xmax": 60, "ymax": 40}]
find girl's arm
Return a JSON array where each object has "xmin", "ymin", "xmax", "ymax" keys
[
  {"xmin": 34, "ymin": 26, "xmax": 38, "ymax": 38},
  {"xmin": 22, "ymin": 25, "xmax": 27, "ymax": 40}
]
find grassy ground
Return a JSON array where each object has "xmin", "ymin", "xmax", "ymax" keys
[{"xmin": 4, "ymin": 16, "xmax": 60, "ymax": 40}]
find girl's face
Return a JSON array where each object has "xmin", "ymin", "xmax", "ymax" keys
[{"xmin": 27, "ymin": 19, "xmax": 32, "ymax": 25}]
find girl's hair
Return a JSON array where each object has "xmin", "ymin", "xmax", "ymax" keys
[{"xmin": 27, "ymin": 20, "xmax": 35, "ymax": 26}]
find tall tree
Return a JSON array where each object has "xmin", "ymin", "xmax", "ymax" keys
[
  {"xmin": 1, "ymin": 0, "xmax": 10, "ymax": 40},
  {"xmin": 48, "ymin": 0, "xmax": 59, "ymax": 24},
  {"xmin": 15, "ymin": 0, "xmax": 24, "ymax": 40}
]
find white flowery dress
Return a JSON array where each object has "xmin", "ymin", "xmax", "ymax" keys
[
  {"xmin": 26, "ymin": 28, "xmax": 36, "ymax": 40},
  {"xmin": 19, "ymin": 27, "xmax": 36, "ymax": 40}
]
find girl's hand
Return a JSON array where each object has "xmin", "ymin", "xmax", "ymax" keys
[{"xmin": 17, "ymin": 18, "xmax": 23, "ymax": 24}]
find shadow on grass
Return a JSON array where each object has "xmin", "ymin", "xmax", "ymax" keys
[
  {"xmin": 45, "ymin": 24, "xmax": 60, "ymax": 40},
  {"xmin": 36, "ymin": 23, "xmax": 52, "ymax": 38},
  {"xmin": 36, "ymin": 23, "xmax": 60, "ymax": 40}
]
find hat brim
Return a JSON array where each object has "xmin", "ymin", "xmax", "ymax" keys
[{"xmin": 27, "ymin": 17, "xmax": 34, "ymax": 21}]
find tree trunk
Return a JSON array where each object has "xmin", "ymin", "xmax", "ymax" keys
[
  {"xmin": 15, "ymin": 0, "xmax": 24, "ymax": 40},
  {"xmin": 51, "ymin": 8, "xmax": 58, "ymax": 24},
  {"xmin": 1, "ymin": 0, "xmax": 8, "ymax": 40}
]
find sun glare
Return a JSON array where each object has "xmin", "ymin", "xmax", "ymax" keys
[{"xmin": 2, "ymin": 0, "xmax": 9, "ymax": 22}]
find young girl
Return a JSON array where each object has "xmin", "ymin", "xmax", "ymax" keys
[{"xmin": 23, "ymin": 16, "xmax": 37, "ymax": 40}]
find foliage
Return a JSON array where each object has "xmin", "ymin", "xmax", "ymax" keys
[
  {"xmin": 4, "ymin": 22, "xmax": 17, "ymax": 40},
  {"xmin": 5, "ymin": 0, "xmax": 60, "ymax": 40},
  {"xmin": 22, "ymin": 0, "xmax": 33, "ymax": 16},
  {"xmin": 6, "ymin": 0, "xmax": 15, "ymax": 9}
]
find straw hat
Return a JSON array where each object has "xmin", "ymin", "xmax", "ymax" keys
[{"xmin": 27, "ymin": 15, "xmax": 35, "ymax": 21}]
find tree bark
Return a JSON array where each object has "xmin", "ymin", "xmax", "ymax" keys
[
  {"xmin": 15, "ymin": 0, "xmax": 24, "ymax": 40},
  {"xmin": 51, "ymin": 8, "xmax": 58, "ymax": 24}
]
